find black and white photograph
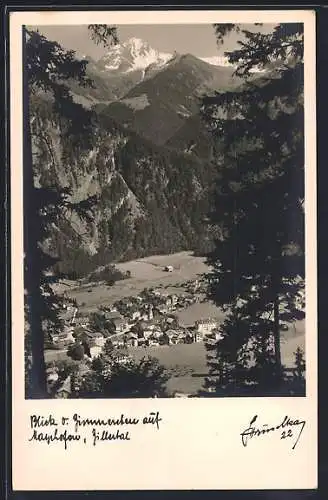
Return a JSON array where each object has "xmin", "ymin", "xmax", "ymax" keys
[
  {"xmin": 23, "ymin": 21, "xmax": 307, "ymax": 400},
  {"xmin": 9, "ymin": 9, "xmax": 317, "ymax": 491}
]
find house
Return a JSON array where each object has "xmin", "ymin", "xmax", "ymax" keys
[
  {"xmin": 177, "ymin": 332, "xmax": 187, "ymax": 343},
  {"xmin": 125, "ymin": 333, "xmax": 138, "ymax": 348},
  {"xmin": 90, "ymin": 345, "xmax": 102, "ymax": 359},
  {"xmin": 51, "ymin": 332, "xmax": 60, "ymax": 343},
  {"xmin": 171, "ymin": 294, "xmax": 178, "ymax": 306},
  {"xmin": 152, "ymin": 329, "xmax": 163, "ymax": 339},
  {"xmin": 165, "ymin": 330, "xmax": 180, "ymax": 344},
  {"xmin": 157, "ymin": 305, "xmax": 169, "ymax": 315},
  {"xmin": 55, "ymin": 376, "xmax": 71, "ymax": 399},
  {"xmin": 104, "ymin": 311, "xmax": 124, "ymax": 321},
  {"xmin": 113, "ymin": 317, "xmax": 130, "ymax": 334},
  {"xmin": 148, "ymin": 336, "xmax": 160, "ymax": 347},
  {"xmin": 73, "ymin": 315, "xmax": 89, "ymax": 328},
  {"xmin": 140, "ymin": 305, "xmax": 154, "ymax": 321},
  {"xmin": 143, "ymin": 323, "xmax": 158, "ymax": 338},
  {"xmin": 95, "ymin": 333, "xmax": 106, "ymax": 347},
  {"xmin": 71, "ymin": 307, "xmax": 78, "ymax": 325},
  {"xmin": 152, "ymin": 308, "xmax": 162, "ymax": 321},
  {"xmin": 165, "ymin": 317, "xmax": 176, "ymax": 325},
  {"xmin": 147, "ymin": 305, "xmax": 154, "ymax": 320},
  {"xmin": 56, "ymin": 331, "xmax": 72, "ymax": 346},
  {"xmin": 166, "ymin": 329, "xmax": 177, "ymax": 339},
  {"xmin": 193, "ymin": 330, "xmax": 203, "ymax": 342},
  {"xmin": 85, "ymin": 331, "xmax": 105, "ymax": 347},
  {"xmin": 195, "ymin": 318, "xmax": 218, "ymax": 336},
  {"xmin": 137, "ymin": 319, "xmax": 155, "ymax": 332},
  {"xmin": 111, "ymin": 333, "xmax": 126, "ymax": 347},
  {"xmin": 75, "ymin": 326, "xmax": 98, "ymax": 345},
  {"xmin": 62, "ymin": 326, "xmax": 75, "ymax": 343},
  {"xmin": 131, "ymin": 310, "xmax": 141, "ymax": 321},
  {"xmin": 113, "ymin": 348, "xmax": 130, "ymax": 364},
  {"xmin": 174, "ymin": 392, "xmax": 191, "ymax": 398},
  {"xmin": 214, "ymin": 330, "xmax": 223, "ymax": 341},
  {"xmin": 59, "ymin": 307, "xmax": 76, "ymax": 326},
  {"xmin": 46, "ymin": 366, "xmax": 59, "ymax": 385},
  {"xmin": 143, "ymin": 329, "xmax": 154, "ymax": 340}
]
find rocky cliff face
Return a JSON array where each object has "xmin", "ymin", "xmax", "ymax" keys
[{"xmin": 30, "ymin": 95, "xmax": 217, "ymax": 278}]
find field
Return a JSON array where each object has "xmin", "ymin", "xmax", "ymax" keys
[
  {"xmin": 129, "ymin": 343, "xmax": 208, "ymax": 395},
  {"xmin": 127, "ymin": 322, "xmax": 305, "ymax": 395},
  {"xmin": 176, "ymin": 301, "xmax": 226, "ymax": 327},
  {"xmin": 56, "ymin": 251, "xmax": 209, "ymax": 313}
]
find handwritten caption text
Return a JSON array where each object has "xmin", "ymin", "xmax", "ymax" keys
[{"xmin": 28, "ymin": 412, "xmax": 163, "ymax": 449}]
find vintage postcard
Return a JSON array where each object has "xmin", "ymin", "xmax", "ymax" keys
[{"xmin": 10, "ymin": 9, "xmax": 317, "ymax": 490}]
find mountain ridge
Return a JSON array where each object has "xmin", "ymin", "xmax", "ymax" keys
[
  {"xmin": 96, "ymin": 50, "xmax": 240, "ymax": 146},
  {"xmin": 67, "ymin": 37, "xmax": 241, "ymax": 110}
]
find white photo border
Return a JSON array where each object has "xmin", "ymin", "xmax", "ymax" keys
[{"xmin": 10, "ymin": 9, "xmax": 317, "ymax": 491}]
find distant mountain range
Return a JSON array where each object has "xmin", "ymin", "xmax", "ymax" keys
[
  {"xmin": 68, "ymin": 37, "xmax": 242, "ymax": 149},
  {"xmin": 69, "ymin": 38, "xmax": 239, "ymax": 109},
  {"xmin": 98, "ymin": 52, "xmax": 241, "ymax": 146}
]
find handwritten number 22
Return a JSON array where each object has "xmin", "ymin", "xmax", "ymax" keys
[{"xmin": 281, "ymin": 429, "xmax": 293, "ymax": 439}]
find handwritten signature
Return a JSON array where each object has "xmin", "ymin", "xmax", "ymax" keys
[{"xmin": 241, "ymin": 415, "xmax": 306, "ymax": 450}]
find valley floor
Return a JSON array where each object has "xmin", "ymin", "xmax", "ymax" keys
[{"xmin": 53, "ymin": 251, "xmax": 209, "ymax": 311}]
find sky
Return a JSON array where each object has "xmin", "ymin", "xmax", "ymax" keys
[{"xmin": 33, "ymin": 24, "xmax": 276, "ymax": 61}]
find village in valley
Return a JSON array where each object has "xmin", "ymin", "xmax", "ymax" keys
[
  {"xmin": 44, "ymin": 256, "xmax": 225, "ymax": 397},
  {"xmin": 43, "ymin": 250, "xmax": 305, "ymax": 398}
]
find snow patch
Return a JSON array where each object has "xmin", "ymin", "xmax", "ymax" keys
[
  {"xmin": 176, "ymin": 104, "xmax": 192, "ymax": 119},
  {"xmin": 200, "ymin": 55, "xmax": 234, "ymax": 67},
  {"xmin": 201, "ymin": 55, "xmax": 266, "ymax": 73},
  {"xmin": 120, "ymin": 93, "xmax": 150, "ymax": 111}
]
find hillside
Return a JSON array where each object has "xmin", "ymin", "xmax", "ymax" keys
[
  {"xmin": 30, "ymin": 93, "xmax": 219, "ymax": 279},
  {"xmin": 28, "ymin": 37, "xmax": 244, "ymax": 278},
  {"xmin": 67, "ymin": 56, "xmax": 142, "ymax": 107},
  {"xmin": 98, "ymin": 53, "xmax": 239, "ymax": 145}
]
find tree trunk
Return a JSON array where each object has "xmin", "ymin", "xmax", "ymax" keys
[
  {"xmin": 23, "ymin": 27, "xmax": 47, "ymax": 398},
  {"xmin": 273, "ymin": 294, "xmax": 282, "ymax": 370},
  {"xmin": 272, "ymin": 241, "xmax": 282, "ymax": 378}
]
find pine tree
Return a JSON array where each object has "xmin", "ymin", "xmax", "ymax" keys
[
  {"xmin": 201, "ymin": 24, "xmax": 305, "ymax": 395},
  {"xmin": 76, "ymin": 354, "xmax": 169, "ymax": 399},
  {"xmin": 23, "ymin": 25, "xmax": 118, "ymax": 397}
]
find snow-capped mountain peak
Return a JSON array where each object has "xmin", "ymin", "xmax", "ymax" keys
[{"xmin": 98, "ymin": 37, "xmax": 172, "ymax": 73}]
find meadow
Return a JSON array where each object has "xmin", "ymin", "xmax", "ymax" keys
[{"xmin": 57, "ymin": 251, "xmax": 208, "ymax": 313}]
